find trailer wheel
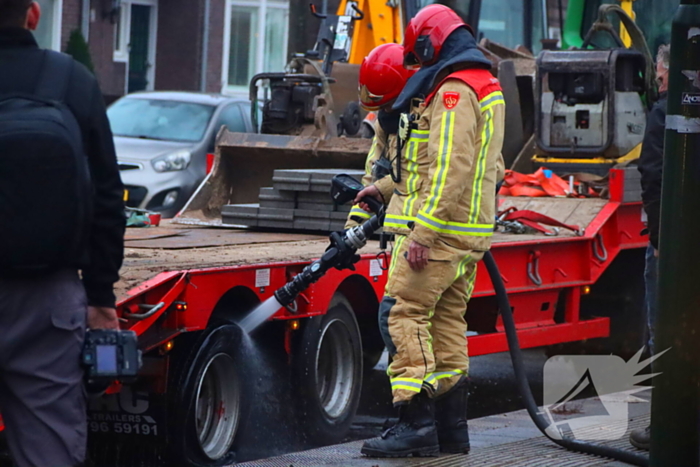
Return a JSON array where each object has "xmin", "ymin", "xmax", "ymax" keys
[
  {"xmin": 169, "ymin": 325, "xmax": 247, "ymax": 466},
  {"xmin": 293, "ymin": 294, "xmax": 363, "ymax": 445}
]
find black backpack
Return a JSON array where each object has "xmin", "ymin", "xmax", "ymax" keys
[{"xmin": 0, "ymin": 51, "xmax": 92, "ymax": 274}]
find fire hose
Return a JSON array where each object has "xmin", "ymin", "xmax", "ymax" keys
[{"xmin": 268, "ymin": 174, "xmax": 648, "ymax": 466}]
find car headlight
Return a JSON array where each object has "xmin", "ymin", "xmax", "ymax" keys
[{"xmin": 152, "ymin": 150, "xmax": 192, "ymax": 172}]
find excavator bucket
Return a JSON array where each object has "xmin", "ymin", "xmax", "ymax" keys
[{"xmin": 175, "ymin": 130, "xmax": 371, "ymax": 226}]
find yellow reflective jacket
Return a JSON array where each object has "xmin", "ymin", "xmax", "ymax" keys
[
  {"xmin": 345, "ymin": 121, "xmax": 398, "ymax": 228},
  {"xmin": 374, "ymin": 69, "xmax": 506, "ymax": 251}
]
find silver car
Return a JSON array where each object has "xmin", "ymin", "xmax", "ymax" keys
[{"xmin": 108, "ymin": 92, "xmax": 253, "ymax": 218}]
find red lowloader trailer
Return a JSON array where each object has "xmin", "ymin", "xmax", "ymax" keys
[{"xmin": 0, "ymin": 170, "xmax": 646, "ymax": 467}]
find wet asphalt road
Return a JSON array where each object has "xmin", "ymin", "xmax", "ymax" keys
[
  {"xmin": 234, "ymin": 348, "xmax": 549, "ymax": 463},
  {"xmin": 0, "ymin": 348, "xmax": 550, "ymax": 466}
]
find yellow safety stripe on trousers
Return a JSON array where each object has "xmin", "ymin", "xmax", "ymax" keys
[
  {"xmin": 390, "ymin": 377, "xmax": 423, "ymax": 393},
  {"xmin": 424, "ymin": 111, "xmax": 455, "ymax": 215},
  {"xmin": 465, "ymin": 262, "xmax": 478, "ymax": 301},
  {"xmin": 480, "ymin": 91, "xmax": 506, "ymax": 114},
  {"xmin": 468, "ymin": 107, "xmax": 496, "ymax": 224},
  {"xmin": 404, "ymin": 141, "xmax": 421, "ymax": 217},
  {"xmin": 425, "ymin": 370, "xmax": 466, "ymax": 386},
  {"xmin": 388, "ymin": 235, "xmax": 407, "ymax": 278},
  {"xmin": 349, "ymin": 206, "xmax": 371, "ymax": 219},
  {"xmin": 415, "ymin": 211, "xmax": 494, "ymax": 237},
  {"xmin": 453, "ymin": 255, "xmax": 473, "ymax": 282},
  {"xmin": 384, "ymin": 214, "xmax": 413, "ymax": 230}
]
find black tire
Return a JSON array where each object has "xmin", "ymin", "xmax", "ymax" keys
[
  {"xmin": 340, "ymin": 101, "xmax": 362, "ymax": 136},
  {"xmin": 168, "ymin": 325, "xmax": 248, "ymax": 467},
  {"xmin": 293, "ymin": 294, "xmax": 363, "ymax": 445}
]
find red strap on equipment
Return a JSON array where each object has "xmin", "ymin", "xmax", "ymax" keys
[{"xmin": 499, "ymin": 207, "xmax": 581, "ymax": 235}]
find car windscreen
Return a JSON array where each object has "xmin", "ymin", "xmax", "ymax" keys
[{"xmin": 108, "ymin": 98, "xmax": 216, "ymax": 143}]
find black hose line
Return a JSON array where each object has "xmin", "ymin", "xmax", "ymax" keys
[{"xmin": 482, "ymin": 251, "xmax": 649, "ymax": 467}]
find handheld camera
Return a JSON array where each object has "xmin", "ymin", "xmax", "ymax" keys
[{"xmin": 82, "ymin": 329, "xmax": 142, "ymax": 385}]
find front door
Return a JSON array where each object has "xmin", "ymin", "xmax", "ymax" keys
[{"xmin": 128, "ymin": 4, "xmax": 153, "ymax": 93}]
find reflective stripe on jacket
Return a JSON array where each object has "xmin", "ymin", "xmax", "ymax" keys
[
  {"xmin": 375, "ymin": 68, "xmax": 506, "ymax": 251},
  {"xmin": 345, "ymin": 120, "xmax": 398, "ymax": 228}
]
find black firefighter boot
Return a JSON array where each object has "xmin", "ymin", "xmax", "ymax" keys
[
  {"xmin": 361, "ymin": 390, "xmax": 440, "ymax": 457},
  {"xmin": 435, "ymin": 376, "xmax": 471, "ymax": 454}
]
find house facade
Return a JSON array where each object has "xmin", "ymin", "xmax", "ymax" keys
[
  {"xmin": 45, "ymin": 0, "xmax": 291, "ymax": 102},
  {"xmin": 42, "ymin": 0, "xmax": 568, "ymax": 103}
]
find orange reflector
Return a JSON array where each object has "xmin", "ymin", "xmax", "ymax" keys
[
  {"xmin": 582, "ymin": 286, "xmax": 591, "ymax": 295},
  {"xmin": 289, "ymin": 320, "xmax": 300, "ymax": 331},
  {"xmin": 206, "ymin": 153, "xmax": 215, "ymax": 174},
  {"xmin": 160, "ymin": 340, "xmax": 175, "ymax": 355}
]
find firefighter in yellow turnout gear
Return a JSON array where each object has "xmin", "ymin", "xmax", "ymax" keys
[
  {"xmin": 375, "ymin": 70, "xmax": 506, "ymax": 402},
  {"xmin": 358, "ymin": 4, "xmax": 505, "ymax": 458},
  {"xmin": 345, "ymin": 43, "xmax": 414, "ymax": 229}
]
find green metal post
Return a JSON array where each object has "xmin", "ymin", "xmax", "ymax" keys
[{"xmin": 650, "ymin": 1, "xmax": 700, "ymax": 466}]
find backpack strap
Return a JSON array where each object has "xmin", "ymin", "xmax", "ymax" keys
[{"xmin": 35, "ymin": 51, "xmax": 73, "ymax": 102}]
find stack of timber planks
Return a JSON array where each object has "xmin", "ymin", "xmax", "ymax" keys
[{"xmin": 222, "ymin": 169, "xmax": 365, "ymax": 232}]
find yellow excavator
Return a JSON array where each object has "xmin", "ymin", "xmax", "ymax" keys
[{"xmin": 176, "ymin": 0, "xmax": 677, "ymax": 225}]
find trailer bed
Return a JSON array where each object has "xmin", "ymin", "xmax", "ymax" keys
[{"xmin": 117, "ymin": 197, "xmax": 607, "ymax": 300}]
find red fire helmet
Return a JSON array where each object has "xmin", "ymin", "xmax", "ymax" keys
[
  {"xmin": 358, "ymin": 43, "xmax": 415, "ymax": 111},
  {"xmin": 403, "ymin": 3, "xmax": 473, "ymax": 68}
]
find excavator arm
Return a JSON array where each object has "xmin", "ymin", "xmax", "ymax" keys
[{"xmin": 338, "ymin": 0, "xmax": 404, "ymax": 64}]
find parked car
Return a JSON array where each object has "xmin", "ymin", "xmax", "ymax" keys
[{"xmin": 108, "ymin": 92, "xmax": 254, "ymax": 218}]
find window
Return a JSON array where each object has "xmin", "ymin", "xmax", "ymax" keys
[
  {"xmin": 227, "ymin": 6, "xmax": 258, "ymax": 87},
  {"xmin": 414, "ymin": 0, "xmax": 544, "ymax": 52},
  {"xmin": 577, "ymin": 0, "xmax": 677, "ymax": 51},
  {"xmin": 263, "ymin": 7, "xmax": 289, "ymax": 74},
  {"xmin": 114, "ymin": 4, "xmax": 130, "ymax": 62},
  {"xmin": 33, "ymin": 0, "xmax": 62, "ymax": 50},
  {"xmin": 216, "ymin": 105, "xmax": 248, "ymax": 133},
  {"xmin": 223, "ymin": 0, "xmax": 289, "ymax": 95},
  {"xmin": 108, "ymin": 98, "xmax": 216, "ymax": 143},
  {"xmin": 478, "ymin": 0, "xmax": 525, "ymax": 49},
  {"xmin": 633, "ymin": 0, "xmax": 676, "ymax": 52}
]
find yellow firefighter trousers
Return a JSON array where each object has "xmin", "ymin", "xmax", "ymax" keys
[{"xmin": 379, "ymin": 234, "xmax": 483, "ymax": 404}]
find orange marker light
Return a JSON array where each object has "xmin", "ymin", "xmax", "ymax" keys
[
  {"xmin": 289, "ymin": 320, "xmax": 300, "ymax": 331},
  {"xmin": 582, "ymin": 286, "xmax": 591, "ymax": 295},
  {"xmin": 160, "ymin": 340, "xmax": 175, "ymax": 355}
]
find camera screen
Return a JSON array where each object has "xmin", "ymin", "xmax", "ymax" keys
[{"xmin": 96, "ymin": 345, "xmax": 118, "ymax": 374}]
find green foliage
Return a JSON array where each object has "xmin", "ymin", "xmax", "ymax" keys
[{"xmin": 64, "ymin": 29, "xmax": 94, "ymax": 73}]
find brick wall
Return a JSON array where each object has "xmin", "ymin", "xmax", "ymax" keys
[
  {"xmin": 61, "ymin": 0, "xmax": 81, "ymax": 50},
  {"xmin": 59, "ymin": 0, "xmax": 124, "ymax": 100},
  {"xmin": 205, "ymin": 0, "xmax": 225, "ymax": 93},
  {"xmin": 154, "ymin": 0, "xmax": 203, "ymax": 91},
  {"xmin": 88, "ymin": 7, "xmax": 126, "ymax": 100}
]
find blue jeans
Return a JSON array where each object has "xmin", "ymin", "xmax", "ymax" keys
[{"xmin": 644, "ymin": 244, "xmax": 658, "ymax": 355}]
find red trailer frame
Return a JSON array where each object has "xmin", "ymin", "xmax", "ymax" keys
[{"xmin": 118, "ymin": 169, "xmax": 645, "ymax": 360}]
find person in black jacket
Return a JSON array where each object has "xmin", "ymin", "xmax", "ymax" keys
[
  {"xmin": 0, "ymin": 1, "xmax": 125, "ymax": 465},
  {"xmin": 629, "ymin": 44, "xmax": 669, "ymax": 452}
]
